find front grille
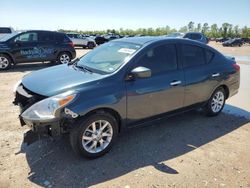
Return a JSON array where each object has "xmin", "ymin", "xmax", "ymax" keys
[{"xmin": 14, "ymin": 84, "xmax": 46, "ymax": 112}]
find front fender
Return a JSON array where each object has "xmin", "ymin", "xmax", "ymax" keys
[{"xmin": 66, "ymin": 85, "xmax": 126, "ymax": 121}]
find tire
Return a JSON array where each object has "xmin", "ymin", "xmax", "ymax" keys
[
  {"xmin": 0, "ymin": 54, "xmax": 12, "ymax": 70},
  {"xmin": 70, "ymin": 112, "xmax": 118, "ymax": 159},
  {"xmin": 57, "ymin": 52, "xmax": 71, "ymax": 64},
  {"xmin": 204, "ymin": 87, "xmax": 226, "ymax": 116},
  {"xmin": 87, "ymin": 42, "xmax": 95, "ymax": 49}
]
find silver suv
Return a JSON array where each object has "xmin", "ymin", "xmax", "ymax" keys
[{"xmin": 66, "ymin": 33, "xmax": 96, "ymax": 49}]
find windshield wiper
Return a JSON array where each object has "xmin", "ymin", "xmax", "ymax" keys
[
  {"xmin": 74, "ymin": 64, "xmax": 93, "ymax": 73},
  {"xmin": 68, "ymin": 58, "xmax": 80, "ymax": 65}
]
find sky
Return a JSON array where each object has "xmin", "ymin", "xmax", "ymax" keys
[{"xmin": 1, "ymin": 0, "xmax": 250, "ymax": 31}]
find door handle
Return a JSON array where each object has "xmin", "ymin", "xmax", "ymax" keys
[
  {"xmin": 170, "ymin": 80, "xmax": 182, "ymax": 86},
  {"xmin": 212, "ymin": 73, "xmax": 220, "ymax": 77}
]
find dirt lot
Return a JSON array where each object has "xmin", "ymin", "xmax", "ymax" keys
[{"xmin": 0, "ymin": 43, "xmax": 250, "ymax": 188}]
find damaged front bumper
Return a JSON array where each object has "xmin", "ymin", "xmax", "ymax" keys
[
  {"xmin": 14, "ymin": 84, "xmax": 77, "ymax": 145},
  {"xmin": 21, "ymin": 116, "xmax": 62, "ymax": 145}
]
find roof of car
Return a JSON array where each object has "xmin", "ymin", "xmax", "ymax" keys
[
  {"xmin": 115, "ymin": 36, "xmax": 194, "ymax": 45},
  {"xmin": 184, "ymin": 32, "xmax": 204, "ymax": 35},
  {"xmin": 114, "ymin": 36, "xmax": 173, "ymax": 45}
]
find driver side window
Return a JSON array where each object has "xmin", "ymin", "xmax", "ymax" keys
[
  {"xmin": 15, "ymin": 32, "xmax": 38, "ymax": 42},
  {"xmin": 136, "ymin": 44, "xmax": 177, "ymax": 75}
]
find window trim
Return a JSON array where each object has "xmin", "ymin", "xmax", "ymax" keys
[{"xmin": 14, "ymin": 32, "xmax": 38, "ymax": 43}]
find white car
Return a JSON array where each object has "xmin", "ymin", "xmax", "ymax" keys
[
  {"xmin": 66, "ymin": 33, "xmax": 96, "ymax": 49},
  {"xmin": 0, "ymin": 27, "xmax": 16, "ymax": 39}
]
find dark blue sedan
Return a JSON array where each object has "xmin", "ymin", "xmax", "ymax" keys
[{"xmin": 13, "ymin": 37, "xmax": 240, "ymax": 158}]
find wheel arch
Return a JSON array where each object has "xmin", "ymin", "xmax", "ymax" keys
[
  {"xmin": 57, "ymin": 51, "xmax": 73, "ymax": 59},
  {"xmin": 79, "ymin": 107, "xmax": 122, "ymax": 132},
  {"xmin": 0, "ymin": 52, "xmax": 15, "ymax": 64},
  {"xmin": 211, "ymin": 84, "xmax": 230, "ymax": 99}
]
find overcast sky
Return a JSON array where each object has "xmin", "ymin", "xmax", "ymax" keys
[{"xmin": 1, "ymin": 0, "xmax": 250, "ymax": 31}]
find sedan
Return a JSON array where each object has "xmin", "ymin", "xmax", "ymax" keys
[{"xmin": 13, "ymin": 37, "xmax": 240, "ymax": 158}]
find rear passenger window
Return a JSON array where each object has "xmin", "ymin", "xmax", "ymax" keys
[
  {"xmin": 181, "ymin": 44, "xmax": 205, "ymax": 67},
  {"xmin": 205, "ymin": 50, "xmax": 214, "ymax": 63},
  {"xmin": 39, "ymin": 32, "xmax": 54, "ymax": 42},
  {"xmin": 137, "ymin": 44, "xmax": 177, "ymax": 75},
  {"xmin": 55, "ymin": 34, "xmax": 70, "ymax": 42}
]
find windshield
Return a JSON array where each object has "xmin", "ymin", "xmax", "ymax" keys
[
  {"xmin": 0, "ymin": 33, "xmax": 17, "ymax": 41},
  {"xmin": 77, "ymin": 41, "xmax": 141, "ymax": 74}
]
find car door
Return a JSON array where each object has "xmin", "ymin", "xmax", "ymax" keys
[
  {"xmin": 126, "ymin": 43, "xmax": 185, "ymax": 125},
  {"xmin": 180, "ymin": 43, "xmax": 222, "ymax": 106},
  {"xmin": 10, "ymin": 32, "xmax": 39, "ymax": 63},
  {"xmin": 37, "ymin": 31, "xmax": 56, "ymax": 61}
]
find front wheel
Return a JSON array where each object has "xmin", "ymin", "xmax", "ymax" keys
[
  {"xmin": 204, "ymin": 87, "xmax": 226, "ymax": 116},
  {"xmin": 57, "ymin": 52, "xmax": 71, "ymax": 64},
  {"xmin": 70, "ymin": 112, "xmax": 118, "ymax": 159}
]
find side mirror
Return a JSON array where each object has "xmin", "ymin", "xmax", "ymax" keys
[{"xmin": 127, "ymin": 66, "xmax": 151, "ymax": 80}]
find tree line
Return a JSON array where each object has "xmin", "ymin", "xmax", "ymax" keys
[{"xmin": 58, "ymin": 22, "xmax": 250, "ymax": 38}]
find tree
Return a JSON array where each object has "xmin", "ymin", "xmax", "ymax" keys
[
  {"xmin": 188, "ymin": 21, "xmax": 195, "ymax": 31},
  {"xmin": 196, "ymin": 23, "xmax": 201, "ymax": 32},
  {"xmin": 210, "ymin": 24, "xmax": 218, "ymax": 37},
  {"xmin": 202, "ymin": 23, "xmax": 209, "ymax": 34},
  {"xmin": 234, "ymin": 25, "xmax": 239, "ymax": 37},
  {"xmin": 179, "ymin": 26, "xmax": 188, "ymax": 33},
  {"xmin": 221, "ymin": 23, "xmax": 230, "ymax": 37}
]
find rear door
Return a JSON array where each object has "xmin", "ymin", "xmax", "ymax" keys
[
  {"xmin": 10, "ymin": 31, "xmax": 39, "ymax": 63},
  {"xmin": 180, "ymin": 44, "xmax": 222, "ymax": 106},
  {"xmin": 126, "ymin": 43, "xmax": 185, "ymax": 125}
]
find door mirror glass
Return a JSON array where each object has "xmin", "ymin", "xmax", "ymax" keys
[{"xmin": 130, "ymin": 66, "xmax": 151, "ymax": 79}]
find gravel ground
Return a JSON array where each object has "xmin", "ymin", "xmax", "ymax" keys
[{"xmin": 0, "ymin": 43, "xmax": 250, "ymax": 188}]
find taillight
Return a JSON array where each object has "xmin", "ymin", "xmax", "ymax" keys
[
  {"xmin": 232, "ymin": 64, "xmax": 240, "ymax": 72},
  {"xmin": 69, "ymin": 42, "xmax": 74, "ymax": 47}
]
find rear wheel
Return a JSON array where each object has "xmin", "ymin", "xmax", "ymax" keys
[
  {"xmin": 0, "ymin": 54, "xmax": 11, "ymax": 70},
  {"xmin": 57, "ymin": 52, "xmax": 71, "ymax": 64},
  {"xmin": 70, "ymin": 112, "xmax": 118, "ymax": 159},
  {"xmin": 204, "ymin": 87, "xmax": 226, "ymax": 116}
]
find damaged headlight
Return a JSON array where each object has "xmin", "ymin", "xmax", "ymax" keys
[{"xmin": 21, "ymin": 91, "xmax": 77, "ymax": 121}]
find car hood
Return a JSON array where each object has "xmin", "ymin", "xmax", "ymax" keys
[
  {"xmin": 0, "ymin": 41, "xmax": 9, "ymax": 49},
  {"xmin": 22, "ymin": 64, "xmax": 106, "ymax": 96}
]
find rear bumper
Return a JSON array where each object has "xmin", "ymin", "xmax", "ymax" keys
[{"xmin": 71, "ymin": 50, "xmax": 76, "ymax": 59}]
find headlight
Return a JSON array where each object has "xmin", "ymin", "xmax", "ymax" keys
[
  {"xmin": 13, "ymin": 79, "xmax": 22, "ymax": 93},
  {"xmin": 21, "ymin": 91, "xmax": 76, "ymax": 121}
]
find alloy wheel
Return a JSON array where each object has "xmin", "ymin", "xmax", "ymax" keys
[
  {"xmin": 59, "ymin": 54, "xmax": 70, "ymax": 64},
  {"xmin": 82, "ymin": 120, "xmax": 113, "ymax": 154},
  {"xmin": 211, "ymin": 91, "xmax": 225, "ymax": 113}
]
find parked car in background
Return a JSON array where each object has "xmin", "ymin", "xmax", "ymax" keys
[
  {"xmin": 215, "ymin": 37, "xmax": 230, "ymax": 43},
  {"xmin": 0, "ymin": 27, "xmax": 16, "ymax": 39},
  {"xmin": 94, "ymin": 36, "xmax": 109, "ymax": 45},
  {"xmin": 222, "ymin": 38, "xmax": 243, "ymax": 47},
  {"xmin": 0, "ymin": 30, "xmax": 76, "ymax": 70},
  {"xmin": 183, "ymin": 32, "xmax": 208, "ymax": 44},
  {"xmin": 165, "ymin": 32, "xmax": 184, "ymax": 38},
  {"xmin": 66, "ymin": 33, "xmax": 96, "ymax": 49},
  {"xmin": 241, "ymin": 38, "xmax": 250, "ymax": 44},
  {"xmin": 104, "ymin": 34, "xmax": 120, "ymax": 41},
  {"xmin": 13, "ymin": 37, "xmax": 240, "ymax": 158}
]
